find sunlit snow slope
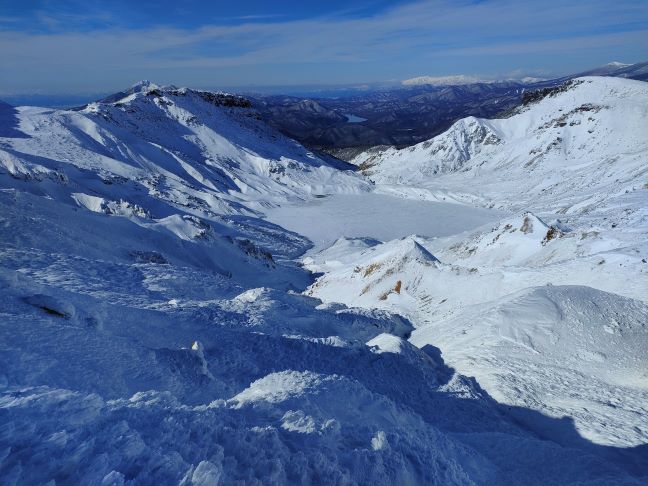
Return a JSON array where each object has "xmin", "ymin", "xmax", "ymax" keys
[
  {"xmin": 309, "ymin": 77, "xmax": 648, "ymax": 450},
  {"xmin": 353, "ymin": 76, "xmax": 648, "ymax": 213}
]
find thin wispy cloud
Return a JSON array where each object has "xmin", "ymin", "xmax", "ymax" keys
[
  {"xmin": 1, "ymin": 0, "xmax": 647, "ymax": 93},
  {"xmin": 228, "ymin": 14, "xmax": 286, "ymax": 21}
]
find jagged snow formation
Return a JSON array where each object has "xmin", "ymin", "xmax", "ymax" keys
[{"xmin": 2, "ymin": 78, "xmax": 648, "ymax": 484}]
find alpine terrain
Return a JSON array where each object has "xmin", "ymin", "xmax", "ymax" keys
[{"xmin": 1, "ymin": 75, "xmax": 647, "ymax": 485}]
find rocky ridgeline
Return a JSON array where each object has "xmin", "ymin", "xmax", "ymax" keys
[{"xmin": 521, "ymin": 80, "xmax": 583, "ymax": 106}]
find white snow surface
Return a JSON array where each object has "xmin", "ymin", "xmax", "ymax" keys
[
  {"xmin": 265, "ymin": 192, "xmax": 504, "ymax": 252},
  {"xmin": 309, "ymin": 77, "xmax": 648, "ymax": 454},
  {"xmin": 1, "ymin": 77, "xmax": 648, "ymax": 484},
  {"xmin": 400, "ymin": 75, "xmax": 541, "ymax": 86},
  {"xmin": 353, "ymin": 77, "xmax": 648, "ymax": 211}
]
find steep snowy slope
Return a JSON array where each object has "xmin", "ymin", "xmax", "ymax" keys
[
  {"xmin": 0, "ymin": 81, "xmax": 372, "ymax": 289},
  {"xmin": 1, "ymin": 81, "xmax": 367, "ymax": 217},
  {"xmin": 352, "ymin": 77, "xmax": 648, "ymax": 214},
  {"xmin": 355, "ymin": 116, "xmax": 502, "ymax": 175}
]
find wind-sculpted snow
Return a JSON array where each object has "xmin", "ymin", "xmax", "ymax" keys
[
  {"xmin": 2, "ymin": 78, "xmax": 648, "ymax": 484},
  {"xmin": 411, "ymin": 285, "xmax": 648, "ymax": 447}
]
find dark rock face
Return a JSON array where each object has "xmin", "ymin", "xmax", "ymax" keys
[
  {"xmin": 194, "ymin": 91, "xmax": 252, "ymax": 108},
  {"xmin": 521, "ymin": 80, "xmax": 582, "ymax": 106}
]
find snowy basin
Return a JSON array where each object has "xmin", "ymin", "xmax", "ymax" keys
[{"xmin": 265, "ymin": 192, "xmax": 505, "ymax": 252}]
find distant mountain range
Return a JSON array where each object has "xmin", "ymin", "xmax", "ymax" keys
[
  {"xmin": 250, "ymin": 61, "xmax": 648, "ymax": 159},
  {"xmin": 401, "ymin": 74, "xmax": 545, "ymax": 86},
  {"xmin": 2, "ymin": 61, "xmax": 646, "ymax": 162}
]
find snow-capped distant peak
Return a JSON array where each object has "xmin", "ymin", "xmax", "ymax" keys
[
  {"xmin": 519, "ymin": 76, "xmax": 546, "ymax": 84},
  {"xmin": 401, "ymin": 74, "xmax": 543, "ymax": 86},
  {"xmin": 402, "ymin": 75, "xmax": 487, "ymax": 86},
  {"xmin": 131, "ymin": 79, "xmax": 158, "ymax": 91},
  {"xmin": 605, "ymin": 61, "xmax": 631, "ymax": 68}
]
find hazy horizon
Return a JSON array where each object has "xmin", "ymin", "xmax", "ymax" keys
[{"xmin": 1, "ymin": 0, "xmax": 647, "ymax": 96}]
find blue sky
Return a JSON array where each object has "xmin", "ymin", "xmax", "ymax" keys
[{"xmin": 1, "ymin": 0, "xmax": 647, "ymax": 94}]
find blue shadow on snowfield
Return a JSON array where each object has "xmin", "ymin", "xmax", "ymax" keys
[{"xmin": 0, "ymin": 101, "xmax": 30, "ymax": 139}]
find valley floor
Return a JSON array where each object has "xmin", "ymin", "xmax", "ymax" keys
[{"xmin": 265, "ymin": 192, "xmax": 504, "ymax": 252}]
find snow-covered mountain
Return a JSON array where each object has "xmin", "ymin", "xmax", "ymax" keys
[
  {"xmin": 307, "ymin": 76, "xmax": 648, "ymax": 453},
  {"xmin": 2, "ymin": 81, "xmax": 366, "ymax": 215},
  {"xmin": 401, "ymin": 74, "xmax": 544, "ymax": 87},
  {"xmin": 572, "ymin": 60, "xmax": 648, "ymax": 81},
  {"xmin": 355, "ymin": 115, "xmax": 501, "ymax": 174},
  {"xmin": 402, "ymin": 74, "xmax": 491, "ymax": 86},
  {"xmin": 2, "ymin": 78, "xmax": 648, "ymax": 484},
  {"xmin": 352, "ymin": 76, "xmax": 648, "ymax": 214}
]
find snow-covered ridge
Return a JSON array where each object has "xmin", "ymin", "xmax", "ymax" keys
[
  {"xmin": 356, "ymin": 116, "xmax": 502, "ymax": 176},
  {"xmin": 0, "ymin": 80, "xmax": 372, "ymax": 288},
  {"xmin": 2, "ymin": 80, "xmax": 368, "ymax": 216},
  {"xmin": 305, "ymin": 209, "xmax": 648, "ymax": 450},
  {"xmin": 306, "ymin": 76, "xmax": 648, "ymax": 454},
  {"xmin": 401, "ymin": 74, "xmax": 544, "ymax": 86},
  {"xmin": 352, "ymin": 76, "xmax": 648, "ymax": 214}
]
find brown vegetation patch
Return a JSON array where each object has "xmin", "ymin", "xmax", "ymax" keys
[
  {"xmin": 542, "ymin": 226, "xmax": 563, "ymax": 245},
  {"xmin": 520, "ymin": 216, "xmax": 533, "ymax": 234},
  {"xmin": 363, "ymin": 262, "xmax": 381, "ymax": 277}
]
